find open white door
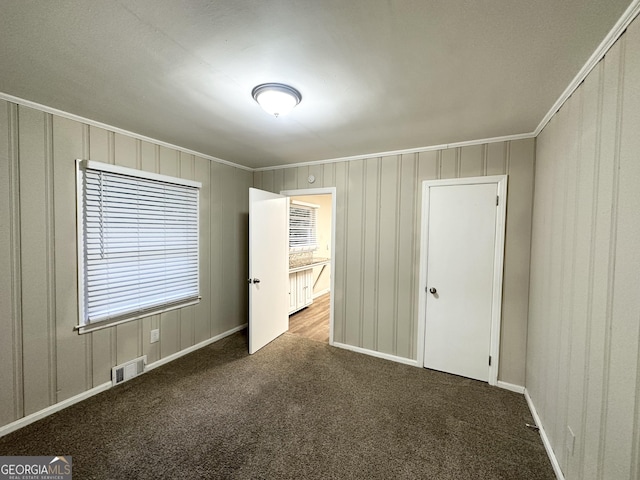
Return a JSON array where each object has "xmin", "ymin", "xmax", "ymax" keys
[{"xmin": 248, "ymin": 188, "xmax": 289, "ymax": 354}]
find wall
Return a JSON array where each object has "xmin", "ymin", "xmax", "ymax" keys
[
  {"xmin": 0, "ymin": 100, "xmax": 252, "ymax": 430},
  {"xmin": 291, "ymin": 194, "xmax": 332, "ymax": 296},
  {"xmin": 527, "ymin": 19, "xmax": 640, "ymax": 480},
  {"xmin": 255, "ymin": 138, "xmax": 535, "ymax": 385}
]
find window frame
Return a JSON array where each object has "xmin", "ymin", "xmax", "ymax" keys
[
  {"xmin": 75, "ymin": 159, "xmax": 202, "ymax": 334},
  {"xmin": 288, "ymin": 199, "xmax": 319, "ymax": 253}
]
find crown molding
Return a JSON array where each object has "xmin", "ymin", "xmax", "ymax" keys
[
  {"xmin": 0, "ymin": 92, "xmax": 253, "ymax": 172},
  {"xmin": 534, "ymin": 0, "xmax": 640, "ymax": 136},
  {"xmin": 254, "ymin": 131, "xmax": 535, "ymax": 172}
]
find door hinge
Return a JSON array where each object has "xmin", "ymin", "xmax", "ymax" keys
[
  {"xmin": 496, "ymin": 195, "xmax": 499, "ymax": 206},
  {"xmin": 489, "ymin": 355, "xmax": 492, "ymax": 366}
]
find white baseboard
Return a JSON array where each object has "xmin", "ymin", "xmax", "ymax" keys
[
  {"xmin": 332, "ymin": 342, "xmax": 419, "ymax": 367},
  {"xmin": 524, "ymin": 388, "xmax": 565, "ymax": 480},
  {"xmin": 146, "ymin": 323, "xmax": 247, "ymax": 371},
  {"xmin": 0, "ymin": 323, "xmax": 248, "ymax": 438},
  {"xmin": 312, "ymin": 288, "xmax": 330, "ymax": 299},
  {"xmin": 0, "ymin": 381, "xmax": 112, "ymax": 438},
  {"xmin": 497, "ymin": 381, "xmax": 525, "ymax": 394}
]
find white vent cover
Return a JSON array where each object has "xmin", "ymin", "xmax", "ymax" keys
[{"xmin": 112, "ymin": 356, "xmax": 147, "ymax": 386}]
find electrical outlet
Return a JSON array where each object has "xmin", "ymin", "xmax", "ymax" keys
[
  {"xmin": 566, "ymin": 426, "xmax": 576, "ymax": 456},
  {"xmin": 150, "ymin": 329, "xmax": 160, "ymax": 344}
]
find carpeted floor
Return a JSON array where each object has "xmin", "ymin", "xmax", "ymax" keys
[{"xmin": 0, "ymin": 331, "xmax": 555, "ymax": 479}]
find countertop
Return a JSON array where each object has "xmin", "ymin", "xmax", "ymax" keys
[{"xmin": 289, "ymin": 256, "xmax": 331, "ymax": 273}]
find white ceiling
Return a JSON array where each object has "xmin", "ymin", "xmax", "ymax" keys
[{"xmin": 0, "ymin": 0, "xmax": 632, "ymax": 169}]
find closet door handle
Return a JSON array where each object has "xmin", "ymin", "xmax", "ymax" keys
[{"xmin": 429, "ymin": 287, "xmax": 437, "ymax": 294}]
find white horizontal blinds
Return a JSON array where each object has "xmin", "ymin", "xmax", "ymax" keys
[
  {"xmin": 289, "ymin": 205, "xmax": 317, "ymax": 250},
  {"xmin": 81, "ymin": 165, "xmax": 199, "ymax": 324}
]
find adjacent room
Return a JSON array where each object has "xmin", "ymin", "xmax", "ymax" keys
[{"xmin": 1, "ymin": 1, "xmax": 639, "ymax": 479}]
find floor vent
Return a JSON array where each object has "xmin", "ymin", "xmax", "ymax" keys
[{"xmin": 111, "ymin": 356, "xmax": 147, "ymax": 386}]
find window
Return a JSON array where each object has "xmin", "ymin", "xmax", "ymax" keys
[
  {"xmin": 76, "ymin": 160, "xmax": 201, "ymax": 333},
  {"xmin": 289, "ymin": 200, "xmax": 318, "ymax": 251}
]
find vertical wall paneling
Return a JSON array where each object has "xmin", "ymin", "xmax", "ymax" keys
[
  {"xmin": 527, "ymin": 20, "xmax": 640, "ymax": 479},
  {"xmin": 267, "ymin": 139, "xmax": 534, "ymax": 379},
  {"xmin": 603, "ymin": 28, "xmax": 639, "ymax": 480},
  {"xmin": 569, "ymin": 63, "xmax": 601, "ymax": 480},
  {"xmin": 52, "ymin": 116, "xmax": 88, "ymax": 403},
  {"xmin": 283, "ymin": 168, "xmax": 297, "ymax": 191},
  {"xmin": 261, "ymin": 170, "xmax": 275, "ymax": 192},
  {"xmin": 395, "ymin": 154, "xmax": 417, "ymax": 359},
  {"xmin": 343, "ymin": 160, "xmax": 364, "ymax": 346},
  {"xmin": 44, "ymin": 113, "xmax": 57, "ymax": 405},
  {"xmin": 296, "ymin": 165, "xmax": 309, "ymax": 189},
  {"xmin": 499, "ymin": 138, "xmax": 535, "ymax": 387},
  {"xmin": 440, "ymin": 147, "xmax": 457, "ymax": 178},
  {"xmin": 486, "ymin": 142, "xmax": 507, "ymax": 175},
  {"xmin": 361, "ymin": 157, "xmax": 380, "ymax": 350},
  {"xmin": 194, "ymin": 156, "xmax": 211, "ymax": 344},
  {"xmin": 220, "ymin": 165, "xmax": 235, "ymax": 334},
  {"xmin": 333, "ymin": 161, "xmax": 348, "ymax": 343},
  {"xmin": 18, "ymin": 106, "xmax": 52, "ymax": 415},
  {"xmin": 460, "ymin": 144, "xmax": 484, "ymax": 177},
  {"xmin": 624, "ymin": 24, "xmax": 640, "ymax": 480},
  {"xmin": 376, "ymin": 156, "xmax": 399, "ymax": 355},
  {"xmin": 417, "ymin": 150, "xmax": 438, "ymax": 182},
  {"xmin": 237, "ymin": 168, "xmax": 251, "ymax": 328},
  {"xmin": 0, "ymin": 100, "xmax": 253, "ymax": 433},
  {"xmin": 592, "ymin": 38, "xmax": 623, "ymax": 480},
  {"xmin": 322, "ymin": 163, "xmax": 335, "ymax": 188},
  {"xmin": 209, "ymin": 161, "xmax": 223, "ymax": 336},
  {"xmin": 0, "ymin": 100, "xmax": 20, "ymax": 425}
]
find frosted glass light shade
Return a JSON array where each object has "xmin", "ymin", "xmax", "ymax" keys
[{"xmin": 252, "ymin": 83, "xmax": 301, "ymax": 117}]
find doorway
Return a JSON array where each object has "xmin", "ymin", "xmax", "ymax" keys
[
  {"xmin": 281, "ymin": 188, "xmax": 336, "ymax": 345},
  {"xmin": 417, "ymin": 176, "xmax": 507, "ymax": 385}
]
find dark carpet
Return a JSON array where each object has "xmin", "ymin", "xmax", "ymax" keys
[{"xmin": 0, "ymin": 332, "xmax": 554, "ymax": 479}]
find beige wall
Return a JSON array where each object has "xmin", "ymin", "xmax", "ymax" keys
[
  {"xmin": 255, "ymin": 138, "xmax": 535, "ymax": 385},
  {"xmin": 291, "ymin": 194, "xmax": 332, "ymax": 295},
  {"xmin": 527, "ymin": 19, "xmax": 640, "ymax": 480},
  {"xmin": 0, "ymin": 101, "xmax": 252, "ymax": 430}
]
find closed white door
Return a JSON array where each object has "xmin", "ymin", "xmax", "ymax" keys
[
  {"xmin": 423, "ymin": 183, "xmax": 498, "ymax": 382},
  {"xmin": 248, "ymin": 188, "xmax": 289, "ymax": 354}
]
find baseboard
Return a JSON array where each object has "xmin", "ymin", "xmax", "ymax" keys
[
  {"xmin": 146, "ymin": 323, "xmax": 247, "ymax": 371},
  {"xmin": 0, "ymin": 323, "xmax": 248, "ymax": 438},
  {"xmin": 0, "ymin": 382, "xmax": 112, "ymax": 438},
  {"xmin": 524, "ymin": 388, "xmax": 565, "ymax": 480},
  {"xmin": 332, "ymin": 342, "xmax": 419, "ymax": 367},
  {"xmin": 312, "ymin": 288, "xmax": 330, "ymax": 299},
  {"xmin": 496, "ymin": 381, "xmax": 525, "ymax": 394}
]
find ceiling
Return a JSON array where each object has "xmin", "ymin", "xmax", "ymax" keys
[{"xmin": 0, "ymin": 0, "xmax": 632, "ymax": 169}]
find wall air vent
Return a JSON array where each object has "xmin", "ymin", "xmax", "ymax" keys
[{"xmin": 111, "ymin": 356, "xmax": 147, "ymax": 386}]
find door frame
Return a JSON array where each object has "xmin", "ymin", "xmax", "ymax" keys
[
  {"xmin": 416, "ymin": 175, "xmax": 507, "ymax": 386},
  {"xmin": 280, "ymin": 187, "xmax": 337, "ymax": 346}
]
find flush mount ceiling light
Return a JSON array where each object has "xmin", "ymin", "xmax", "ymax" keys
[{"xmin": 252, "ymin": 83, "xmax": 302, "ymax": 117}]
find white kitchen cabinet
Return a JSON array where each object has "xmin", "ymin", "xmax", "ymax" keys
[
  {"xmin": 288, "ymin": 272, "xmax": 298, "ymax": 314},
  {"xmin": 288, "ymin": 268, "xmax": 314, "ymax": 315}
]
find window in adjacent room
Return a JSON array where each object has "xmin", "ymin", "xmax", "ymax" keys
[
  {"xmin": 76, "ymin": 159, "xmax": 201, "ymax": 333},
  {"xmin": 289, "ymin": 200, "xmax": 318, "ymax": 252}
]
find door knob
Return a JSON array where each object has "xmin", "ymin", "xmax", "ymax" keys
[
  {"xmin": 248, "ymin": 278, "xmax": 261, "ymax": 284},
  {"xmin": 429, "ymin": 287, "xmax": 437, "ymax": 294}
]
